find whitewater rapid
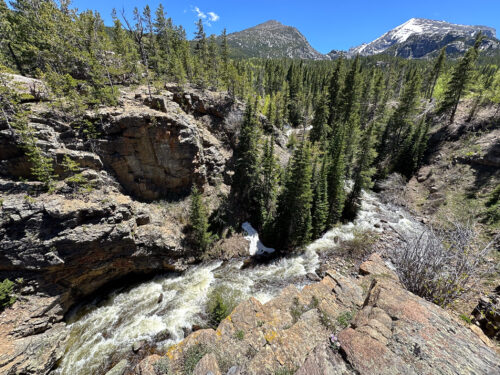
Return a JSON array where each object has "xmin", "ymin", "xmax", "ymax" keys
[{"xmin": 55, "ymin": 191, "xmax": 424, "ymax": 375}]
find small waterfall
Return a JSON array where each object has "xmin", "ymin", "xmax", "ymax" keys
[{"xmin": 55, "ymin": 191, "xmax": 424, "ymax": 375}]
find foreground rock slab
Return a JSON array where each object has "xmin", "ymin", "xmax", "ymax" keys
[{"xmin": 140, "ymin": 254, "xmax": 500, "ymax": 375}]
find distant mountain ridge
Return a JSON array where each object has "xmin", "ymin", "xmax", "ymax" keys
[
  {"xmin": 225, "ymin": 20, "xmax": 324, "ymax": 60},
  {"xmin": 328, "ymin": 18, "xmax": 500, "ymax": 59},
  {"xmin": 224, "ymin": 18, "xmax": 500, "ymax": 60}
]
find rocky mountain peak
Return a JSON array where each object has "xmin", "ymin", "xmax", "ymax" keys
[
  {"xmin": 326, "ymin": 17, "xmax": 499, "ymax": 59},
  {"xmin": 252, "ymin": 19, "xmax": 284, "ymax": 30},
  {"xmin": 226, "ymin": 20, "xmax": 325, "ymax": 60}
]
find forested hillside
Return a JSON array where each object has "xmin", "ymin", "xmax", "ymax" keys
[{"xmin": 2, "ymin": 2, "xmax": 499, "ymax": 249}]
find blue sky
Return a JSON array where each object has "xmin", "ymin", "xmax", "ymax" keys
[{"xmin": 71, "ymin": 0, "xmax": 500, "ymax": 53}]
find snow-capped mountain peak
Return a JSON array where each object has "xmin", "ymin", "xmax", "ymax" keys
[
  {"xmin": 391, "ymin": 18, "xmax": 425, "ymax": 43},
  {"xmin": 340, "ymin": 18, "xmax": 498, "ymax": 59}
]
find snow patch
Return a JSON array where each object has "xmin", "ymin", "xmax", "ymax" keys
[
  {"xmin": 242, "ymin": 222, "xmax": 275, "ymax": 256},
  {"xmin": 392, "ymin": 18, "xmax": 424, "ymax": 43}
]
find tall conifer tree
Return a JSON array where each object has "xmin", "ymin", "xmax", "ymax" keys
[
  {"xmin": 189, "ymin": 186, "xmax": 212, "ymax": 253},
  {"xmin": 440, "ymin": 33, "xmax": 482, "ymax": 123},
  {"xmin": 275, "ymin": 140, "xmax": 313, "ymax": 249}
]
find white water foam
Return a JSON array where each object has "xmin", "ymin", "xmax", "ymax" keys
[{"xmin": 56, "ymin": 191, "xmax": 424, "ymax": 375}]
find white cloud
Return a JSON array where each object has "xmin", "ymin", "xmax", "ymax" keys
[
  {"xmin": 193, "ymin": 6, "xmax": 206, "ymax": 19},
  {"xmin": 192, "ymin": 6, "xmax": 219, "ymax": 26},
  {"xmin": 207, "ymin": 12, "xmax": 219, "ymax": 22}
]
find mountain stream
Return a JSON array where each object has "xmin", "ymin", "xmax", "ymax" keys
[{"xmin": 55, "ymin": 191, "xmax": 424, "ymax": 375}]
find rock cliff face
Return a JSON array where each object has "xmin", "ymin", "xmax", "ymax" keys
[
  {"xmin": 95, "ymin": 102, "xmax": 206, "ymax": 200},
  {"xmin": 0, "ymin": 78, "xmax": 244, "ymax": 374},
  {"xmin": 138, "ymin": 254, "xmax": 499, "ymax": 375},
  {"xmin": 91, "ymin": 89, "xmax": 238, "ymax": 201}
]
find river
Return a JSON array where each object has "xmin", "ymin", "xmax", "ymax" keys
[{"xmin": 54, "ymin": 191, "xmax": 424, "ymax": 375}]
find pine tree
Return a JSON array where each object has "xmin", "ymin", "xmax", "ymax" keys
[
  {"xmin": 258, "ymin": 135, "xmax": 280, "ymax": 236},
  {"xmin": 367, "ymin": 70, "xmax": 387, "ymax": 123},
  {"xmin": 327, "ymin": 57, "xmax": 344, "ymax": 126},
  {"xmin": 339, "ymin": 56, "xmax": 361, "ymax": 124},
  {"xmin": 207, "ymin": 34, "xmax": 220, "ymax": 89},
  {"xmin": 415, "ymin": 119, "xmax": 430, "ymax": 168},
  {"xmin": 383, "ymin": 68, "xmax": 422, "ymax": 157},
  {"xmin": 310, "ymin": 93, "xmax": 330, "ymax": 143},
  {"xmin": 193, "ymin": 18, "xmax": 208, "ymax": 87},
  {"xmin": 426, "ymin": 47, "xmax": 446, "ymax": 100},
  {"xmin": 221, "ymin": 28, "xmax": 229, "ymax": 88},
  {"xmin": 194, "ymin": 18, "xmax": 207, "ymax": 57},
  {"xmin": 359, "ymin": 70, "xmax": 374, "ymax": 126},
  {"xmin": 440, "ymin": 33, "xmax": 482, "ymax": 123},
  {"xmin": 189, "ymin": 186, "xmax": 212, "ymax": 253},
  {"xmin": 393, "ymin": 117, "xmax": 429, "ymax": 178},
  {"xmin": 111, "ymin": 9, "xmax": 138, "ymax": 79},
  {"xmin": 311, "ymin": 152, "xmax": 329, "ymax": 239},
  {"xmin": 233, "ymin": 101, "xmax": 261, "ymax": 222},
  {"xmin": 0, "ymin": 0, "xmax": 14, "ymax": 70},
  {"xmin": 287, "ymin": 62, "xmax": 304, "ymax": 127},
  {"xmin": 344, "ymin": 121, "xmax": 377, "ymax": 220},
  {"xmin": 153, "ymin": 4, "xmax": 170, "ymax": 75},
  {"xmin": 142, "ymin": 5, "xmax": 157, "ymax": 70},
  {"xmin": 327, "ymin": 126, "xmax": 346, "ymax": 225},
  {"xmin": 274, "ymin": 139, "xmax": 313, "ymax": 249},
  {"xmin": 339, "ymin": 55, "xmax": 361, "ymax": 170}
]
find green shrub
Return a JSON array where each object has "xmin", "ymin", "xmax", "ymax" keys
[
  {"xmin": 286, "ymin": 133, "xmax": 298, "ymax": 149},
  {"xmin": 206, "ymin": 286, "xmax": 241, "ymax": 327},
  {"xmin": 0, "ymin": 279, "xmax": 16, "ymax": 309},
  {"xmin": 340, "ymin": 229, "xmax": 379, "ymax": 258},
  {"xmin": 483, "ymin": 184, "xmax": 500, "ymax": 224},
  {"xmin": 290, "ymin": 297, "xmax": 305, "ymax": 323},
  {"xmin": 274, "ymin": 367, "xmax": 296, "ymax": 375},
  {"xmin": 290, "ymin": 296, "xmax": 320, "ymax": 324},
  {"xmin": 62, "ymin": 155, "xmax": 88, "ymax": 189},
  {"xmin": 310, "ymin": 296, "xmax": 319, "ymax": 308},
  {"xmin": 336, "ymin": 311, "xmax": 354, "ymax": 329},
  {"xmin": 183, "ymin": 343, "xmax": 209, "ymax": 375}
]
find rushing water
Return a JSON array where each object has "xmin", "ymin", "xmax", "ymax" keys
[{"xmin": 55, "ymin": 191, "xmax": 424, "ymax": 375}]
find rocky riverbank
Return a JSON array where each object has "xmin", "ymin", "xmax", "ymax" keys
[{"xmin": 134, "ymin": 254, "xmax": 499, "ymax": 375}]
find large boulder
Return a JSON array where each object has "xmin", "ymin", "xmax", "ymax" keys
[{"xmin": 0, "ymin": 186, "xmax": 185, "ymax": 310}]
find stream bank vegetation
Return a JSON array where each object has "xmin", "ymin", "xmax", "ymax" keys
[
  {"xmin": 393, "ymin": 221, "xmax": 496, "ymax": 307},
  {"xmin": 206, "ymin": 285, "xmax": 242, "ymax": 327}
]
